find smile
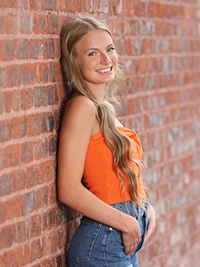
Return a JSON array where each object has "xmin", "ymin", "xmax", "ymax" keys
[{"xmin": 96, "ymin": 67, "xmax": 112, "ymax": 73}]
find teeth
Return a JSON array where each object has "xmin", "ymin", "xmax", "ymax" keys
[{"xmin": 97, "ymin": 67, "xmax": 112, "ymax": 73}]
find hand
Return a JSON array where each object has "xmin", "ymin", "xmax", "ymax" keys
[
  {"xmin": 122, "ymin": 216, "xmax": 141, "ymax": 255},
  {"xmin": 144, "ymin": 204, "xmax": 156, "ymax": 244}
]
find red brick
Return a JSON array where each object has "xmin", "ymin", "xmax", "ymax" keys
[
  {"xmin": 47, "ymin": 14, "xmax": 59, "ymax": 34},
  {"xmin": 5, "ymin": 144, "xmax": 20, "ymax": 167},
  {"xmin": 12, "ymin": 116, "xmax": 27, "ymax": 139},
  {"xmin": 0, "ymin": 0, "xmax": 17, "ymax": 8},
  {"xmin": 34, "ymin": 138, "xmax": 48, "ymax": 159},
  {"xmin": 0, "ymin": 121, "xmax": 12, "ymax": 142},
  {"xmin": 14, "ymin": 220, "xmax": 27, "ymax": 242},
  {"xmin": 5, "ymin": 13, "xmax": 18, "ymax": 34},
  {"xmin": 0, "ymin": 40, "xmax": 15, "ymax": 61},
  {"xmin": 42, "ymin": 0, "xmax": 54, "ymax": 10},
  {"xmin": 0, "ymin": 202, "xmax": 6, "ymax": 224},
  {"xmin": 14, "ymin": 39, "xmax": 29, "ymax": 59},
  {"xmin": 21, "ymin": 142, "xmax": 34, "ymax": 163},
  {"xmin": 22, "ymin": 242, "xmax": 30, "ymax": 265},
  {"xmin": 30, "ymin": 238, "xmax": 44, "ymax": 261},
  {"xmin": 0, "ymin": 225, "xmax": 14, "ymax": 249},
  {"xmin": 36, "ymin": 186, "xmax": 49, "ymax": 209},
  {"xmin": 43, "ymin": 38, "xmax": 55, "ymax": 59},
  {"xmin": 7, "ymin": 195, "xmax": 22, "ymax": 220},
  {"xmin": 29, "ymin": 214, "xmax": 42, "ymax": 238},
  {"xmin": 0, "ymin": 173, "xmax": 11, "ymax": 196},
  {"xmin": 1, "ymin": 246, "xmax": 23, "ymax": 267},
  {"xmin": 11, "ymin": 169, "xmax": 26, "ymax": 192},
  {"xmin": 30, "ymin": 0, "xmax": 42, "ymax": 9},
  {"xmin": 27, "ymin": 114, "xmax": 42, "ymax": 136},
  {"xmin": 7, "ymin": 65, "xmax": 22, "ymax": 87},
  {"xmin": 22, "ymin": 64, "xmax": 36, "ymax": 85},
  {"xmin": 34, "ymin": 14, "xmax": 47, "ymax": 34},
  {"xmin": 140, "ymin": 57, "xmax": 148, "ymax": 74},
  {"xmin": 40, "ymin": 160, "xmax": 55, "ymax": 182},
  {"xmin": 49, "ymin": 62, "xmax": 61, "ymax": 82},
  {"xmin": 36, "ymin": 63, "xmax": 49, "ymax": 83},
  {"xmin": 27, "ymin": 165, "xmax": 40, "ymax": 187},
  {"xmin": 30, "ymin": 39, "xmax": 43, "ymax": 59},
  {"xmin": 126, "ymin": 0, "xmax": 135, "ymax": 16}
]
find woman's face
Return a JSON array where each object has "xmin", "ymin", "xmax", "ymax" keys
[{"xmin": 76, "ymin": 29, "xmax": 118, "ymax": 92}]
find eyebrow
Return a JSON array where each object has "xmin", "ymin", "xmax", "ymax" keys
[{"xmin": 84, "ymin": 43, "xmax": 115, "ymax": 53}]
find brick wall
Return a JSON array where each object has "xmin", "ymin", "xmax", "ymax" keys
[{"xmin": 0, "ymin": 0, "xmax": 200, "ymax": 266}]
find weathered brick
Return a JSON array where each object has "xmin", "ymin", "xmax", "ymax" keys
[
  {"xmin": 47, "ymin": 14, "xmax": 59, "ymax": 34},
  {"xmin": 20, "ymin": 13, "xmax": 34, "ymax": 34},
  {"xmin": 26, "ymin": 165, "xmax": 40, "ymax": 187},
  {"xmin": 30, "ymin": 0, "xmax": 42, "ymax": 9},
  {"xmin": 22, "ymin": 191, "xmax": 36, "ymax": 215},
  {"xmin": 36, "ymin": 186, "xmax": 49, "ymax": 209},
  {"xmin": 0, "ymin": 225, "xmax": 14, "ymax": 249},
  {"xmin": 14, "ymin": 220, "xmax": 28, "ymax": 242},
  {"xmin": 0, "ymin": 40, "xmax": 15, "ymax": 61},
  {"xmin": 43, "ymin": 38, "xmax": 55, "ymax": 59},
  {"xmin": 33, "ymin": 86, "xmax": 48, "ymax": 107},
  {"xmin": 34, "ymin": 14, "xmax": 47, "ymax": 34},
  {"xmin": 27, "ymin": 114, "xmax": 42, "ymax": 136},
  {"xmin": 30, "ymin": 237, "xmax": 44, "ymax": 261},
  {"xmin": 14, "ymin": 39, "xmax": 29, "ymax": 59},
  {"xmin": 29, "ymin": 214, "xmax": 42, "ymax": 238},
  {"xmin": 7, "ymin": 65, "xmax": 22, "ymax": 87},
  {"xmin": 0, "ymin": 121, "xmax": 12, "ymax": 142},
  {"xmin": 42, "ymin": 0, "xmax": 54, "ymax": 10},
  {"xmin": 30, "ymin": 39, "xmax": 43, "ymax": 59},
  {"xmin": 49, "ymin": 62, "xmax": 60, "ymax": 83},
  {"xmin": 21, "ymin": 142, "xmax": 34, "ymax": 163},
  {"xmin": 0, "ymin": 173, "xmax": 11, "ymax": 196},
  {"xmin": 34, "ymin": 138, "xmax": 48, "ymax": 159},
  {"xmin": 40, "ymin": 160, "xmax": 55, "ymax": 182},
  {"xmin": 42, "ymin": 113, "xmax": 54, "ymax": 133},
  {"xmin": 22, "ymin": 64, "xmax": 36, "ymax": 85}
]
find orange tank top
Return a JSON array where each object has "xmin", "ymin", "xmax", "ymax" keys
[{"xmin": 83, "ymin": 126, "xmax": 146, "ymax": 205}]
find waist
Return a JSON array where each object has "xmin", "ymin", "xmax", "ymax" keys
[{"xmin": 81, "ymin": 201, "xmax": 148, "ymax": 226}]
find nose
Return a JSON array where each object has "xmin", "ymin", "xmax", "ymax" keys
[{"xmin": 100, "ymin": 52, "xmax": 111, "ymax": 65}]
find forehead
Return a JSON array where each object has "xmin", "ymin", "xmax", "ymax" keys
[{"xmin": 76, "ymin": 29, "xmax": 113, "ymax": 52}]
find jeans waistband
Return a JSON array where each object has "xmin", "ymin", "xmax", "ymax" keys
[{"xmin": 81, "ymin": 201, "xmax": 148, "ymax": 226}]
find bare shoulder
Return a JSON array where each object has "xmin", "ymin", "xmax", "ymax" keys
[{"xmin": 61, "ymin": 95, "xmax": 96, "ymax": 133}]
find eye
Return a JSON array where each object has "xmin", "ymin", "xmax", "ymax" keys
[
  {"xmin": 107, "ymin": 47, "xmax": 115, "ymax": 52},
  {"xmin": 88, "ymin": 51, "xmax": 97, "ymax": 56}
]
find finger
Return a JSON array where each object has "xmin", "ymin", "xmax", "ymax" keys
[{"xmin": 144, "ymin": 222, "xmax": 156, "ymax": 243}]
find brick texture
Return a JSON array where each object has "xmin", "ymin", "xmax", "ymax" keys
[{"xmin": 0, "ymin": 0, "xmax": 200, "ymax": 266}]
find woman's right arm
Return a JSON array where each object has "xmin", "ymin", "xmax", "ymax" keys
[{"xmin": 57, "ymin": 96, "xmax": 141, "ymax": 255}]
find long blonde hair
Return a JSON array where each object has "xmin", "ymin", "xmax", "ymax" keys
[{"xmin": 60, "ymin": 17, "xmax": 146, "ymax": 209}]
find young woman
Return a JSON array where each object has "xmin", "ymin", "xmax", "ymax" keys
[{"xmin": 58, "ymin": 17, "xmax": 156, "ymax": 267}]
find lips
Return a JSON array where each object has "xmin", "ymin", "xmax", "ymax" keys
[{"xmin": 96, "ymin": 66, "xmax": 113, "ymax": 73}]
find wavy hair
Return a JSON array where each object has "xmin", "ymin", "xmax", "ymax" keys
[{"xmin": 60, "ymin": 17, "xmax": 146, "ymax": 210}]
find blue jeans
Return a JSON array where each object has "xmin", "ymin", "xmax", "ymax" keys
[{"xmin": 68, "ymin": 201, "xmax": 149, "ymax": 267}]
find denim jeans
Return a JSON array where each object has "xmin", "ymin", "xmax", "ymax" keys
[{"xmin": 68, "ymin": 201, "xmax": 149, "ymax": 267}]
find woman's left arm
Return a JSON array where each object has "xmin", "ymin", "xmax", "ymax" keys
[{"xmin": 144, "ymin": 204, "xmax": 156, "ymax": 244}]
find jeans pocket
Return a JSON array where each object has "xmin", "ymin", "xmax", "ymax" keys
[
  {"xmin": 68, "ymin": 222, "xmax": 102, "ymax": 263},
  {"xmin": 106, "ymin": 227, "xmax": 125, "ymax": 256}
]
